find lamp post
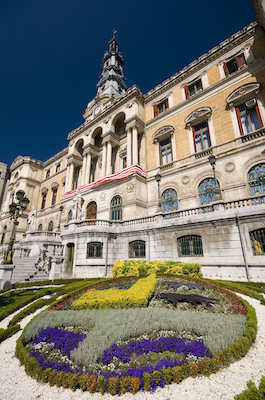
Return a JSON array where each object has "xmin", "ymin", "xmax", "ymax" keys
[
  {"xmin": 208, "ymin": 155, "xmax": 221, "ymax": 201},
  {"xmin": 155, "ymin": 172, "xmax": 162, "ymax": 213},
  {"xmin": 3, "ymin": 190, "xmax": 30, "ymax": 265},
  {"xmin": 57, "ymin": 205, "xmax": 64, "ymax": 231}
]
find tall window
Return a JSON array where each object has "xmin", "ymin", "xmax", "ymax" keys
[
  {"xmin": 129, "ymin": 240, "xmax": 146, "ymax": 258},
  {"xmin": 154, "ymin": 99, "xmax": 169, "ymax": 117},
  {"xmin": 193, "ymin": 121, "xmax": 211, "ymax": 152},
  {"xmin": 51, "ymin": 188, "xmax": 58, "ymax": 206},
  {"xmin": 87, "ymin": 242, "xmax": 103, "ymax": 258},
  {"xmin": 161, "ymin": 188, "xmax": 178, "ymax": 212},
  {"xmin": 110, "ymin": 196, "xmax": 122, "ymax": 220},
  {"xmin": 37, "ymin": 224, "xmax": 43, "ymax": 231},
  {"xmin": 46, "ymin": 170, "xmax": 50, "ymax": 178},
  {"xmin": 224, "ymin": 54, "xmax": 246, "ymax": 76},
  {"xmin": 178, "ymin": 235, "xmax": 203, "ymax": 257},
  {"xmin": 185, "ymin": 79, "xmax": 202, "ymax": 99},
  {"xmin": 198, "ymin": 178, "xmax": 221, "ymax": 205},
  {"xmin": 41, "ymin": 193, "xmax": 47, "ymax": 210},
  {"xmin": 236, "ymin": 101, "xmax": 263, "ymax": 135},
  {"xmin": 48, "ymin": 221, "xmax": 53, "ymax": 232},
  {"xmin": 56, "ymin": 163, "xmax": 61, "ymax": 173},
  {"xmin": 160, "ymin": 138, "xmax": 173, "ymax": 165},
  {"xmin": 1, "ymin": 226, "xmax": 6, "ymax": 244},
  {"xmin": 248, "ymin": 164, "xmax": 265, "ymax": 197},
  {"xmin": 86, "ymin": 201, "xmax": 97, "ymax": 220},
  {"xmin": 250, "ymin": 229, "xmax": 265, "ymax": 255}
]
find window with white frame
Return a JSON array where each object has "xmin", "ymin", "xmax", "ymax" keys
[
  {"xmin": 129, "ymin": 240, "xmax": 146, "ymax": 258},
  {"xmin": 110, "ymin": 195, "xmax": 122, "ymax": 220},
  {"xmin": 185, "ymin": 79, "xmax": 203, "ymax": 99},
  {"xmin": 223, "ymin": 53, "xmax": 246, "ymax": 76},
  {"xmin": 236, "ymin": 100, "xmax": 263, "ymax": 135},
  {"xmin": 160, "ymin": 138, "xmax": 173, "ymax": 165},
  {"xmin": 153, "ymin": 99, "xmax": 169, "ymax": 117},
  {"xmin": 193, "ymin": 121, "xmax": 211, "ymax": 152},
  {"xmin": 152, "ymin": 125, "xmax": 175, "ymax": 166},
  {"xmin": 185, "ymin": 107, "xmax": 213, "ymax": 154}
]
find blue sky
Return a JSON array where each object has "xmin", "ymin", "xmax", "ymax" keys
[{"xmin": 0, "ymin": 0, "xmax": 256, "ymax": 166}]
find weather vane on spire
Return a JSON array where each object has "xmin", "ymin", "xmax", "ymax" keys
[{"xmin": 113, "ymin": 28, "xmax": 117, "ymax": 38}]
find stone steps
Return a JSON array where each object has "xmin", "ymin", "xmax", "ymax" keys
[{"xmin": 11, "ymin": 256, "xmax": 48, "ymax": 283}]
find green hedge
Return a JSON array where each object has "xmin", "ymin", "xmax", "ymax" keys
[
  {"xmin": 235, "ymin": 376, "xmax": 265, "ymax": 399},
  {"xmin": 0, "ymin": 324, "xmax": 20, "ymax": 343}
]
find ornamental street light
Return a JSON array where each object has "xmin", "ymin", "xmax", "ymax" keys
[
  {"xmin": 155, "ymin": 172, "xmax": 162, "ymax": 213},
  {"xmin": 3, "ymin": 190, "xmax": 30, "ymax": 265},
  {"xmin": 208, "ymin": 155, "xmax": 221, "ymax": 201}
]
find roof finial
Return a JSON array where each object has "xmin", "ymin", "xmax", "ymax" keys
[{"xmin": 113, "ymin": 28, "xmax": 117, "ymax": 39}]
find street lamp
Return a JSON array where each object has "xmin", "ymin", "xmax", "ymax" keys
[
  {"xmin": 57, "ymin": 205, "xmax": 64, "ymax": 231},
  {"xmin": 3, "ymin": 190, "xmax": 30, "ymax": 264},
  {"xmin": 155, "ymin": 172, "xmax": 162, "ymax": 213},
  {"xmin": 208, "ymin": 155, "xmax": 221, "ymax": 201}
]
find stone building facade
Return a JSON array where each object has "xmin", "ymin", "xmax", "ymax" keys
[{"xmin": 1, "ymin": 20, "xmax": 265, "ymax": 283}]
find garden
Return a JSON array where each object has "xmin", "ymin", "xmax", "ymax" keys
[{"xmin": 1, "ymin": 260, "xmax": 265, "ymax": 398}]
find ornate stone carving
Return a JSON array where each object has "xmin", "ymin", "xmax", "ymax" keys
[
  {"xmin": 185, "ymin": 107, "xmax": 212, "ymax": 127},
  {"xmin": 225, "ymin": 162, "xmax": 235, "ymax": 173},
  {"xmin": 99, "ymin": 193, "xmax": 106, "ymax": 201},
  {"xmin": 126, "ymin": 183, "xmax": 135, "ymax": 193},
  {"xmin": 27, "ymin": 207, "xmax": 36, "ymax": 231},
  {"xmin": 152, "ymin": 125, "xmax": 175, "ymax": 143},
  {"xmin": 226, "ymin": 83, "xmax": 261, "ymax": 106},
  {"xmin": 182, "ymin": 176, "xmax": 190, "ymax": 185}
]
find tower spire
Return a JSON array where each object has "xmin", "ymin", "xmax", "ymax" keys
[{"xmin": 96, "ymin": 30, "xmax": 127, "ymax": 98}]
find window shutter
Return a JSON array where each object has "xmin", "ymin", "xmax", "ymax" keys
[
  {"xmin": 236, "ymin": 54, "xmax": 246, "ymax": 68},
  {"xmin": 223, "ymin": 62, "xmax": 229, "ymax": 77},
  {"xmin": 192, "ymin": 127, "xmax": 197, "ymax": 152},
  {"xmin": 235, "ymin": 107, "xmax": 244, "ymax": 135},
  {"xmin": 255, "ymin": 104, "xmax": 263, "ymax": 128},
  {"xmin": 206, "ymin": 121, "xmax": 212, "ymax": 147},
  {"xmin": 166, "ymin": 99, "xmax": 169, "ymax": 109},
  {"xmin": 154, "ymin": 104, "xmax": 158, "ymax": 117},
  {"xmin": 184, "ymin": 85, "xmax": 189, "ymax": 99}
]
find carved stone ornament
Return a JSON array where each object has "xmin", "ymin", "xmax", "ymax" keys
[
  {"xmin": 226, "ymin": 83, "xmax": 261, "ymax": 107},
  {"xmin": 41, "ymin": 187, "xmax": 48, "ymax": 194},
  {"xmin": 225, "ymin": 162, "xmax": 235, "ymax": 173},
  {"xmin": 51, "ymin": 182, "xmax": 59, "ymax": 189},
  {"xmin": 99, "ymin": 193, "xmax": 106, "ymax": 201},
  {"xmin": 153, "ymin": 125, "xmax": 175, "ymax": 143},
  {"xmin": 185, "ymin": 107, "xmax": 212, "ymax": 127},
  {"xmin": 182, "ymin": 176, "xmax": 190, "ymax": 185},
  {"xmin": 126, "ymin": 183, "xmax": 135, "ymax": 193}
]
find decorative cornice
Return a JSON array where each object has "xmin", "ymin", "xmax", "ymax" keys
[
  {"xmin": 152, "ymin": 125, "xmax": 175, "ymax": 143},
  {"xmin": 43, "ymin": 148, "xmax": 68, "ymax": 168},
  {"xmin": 226, "ymin": 82, "xmax": 261, "ymax": 106},
  {"xmin": 185, "ymin": 107, "xmax": 212, "ymax": 127},
  {"xmin": 145, "ymin": 22, "xmax": 258, "ymax": 103},
  {"xmin": 10, "ymin": 156, "xmax": 43, "ymax": 171}
]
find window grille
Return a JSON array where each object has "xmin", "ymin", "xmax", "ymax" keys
[
  {"xmin": 87, "ymin": 242, "xmax": 103, "ymax": 258},
  {"xmin": 250, "ymin": 229, "xmax": 265, "ymax": 255},
  {"xmin": 161, "ymin": 188, "xmax": 178, "ymax": 212},
  {"xmin": 37, "ymin": 224, "xmax": 43, "ymax": 231},
  {"xmin": 68, "ymin": 210, "xmax": 73, "ymax": 222},
  {"xmin": 198, "ymin": 178, "xmax": 221, "ymax": 205},
  {"xmin": 178, "ymin": 235, "xmax": 203, "ymax": 257},
  {"xmin": 129, "ymin": 240, "xmax": 146, "ymax": 258},
  {"xmin": 248, "ymin": 164, "xmax": 265, "ymax": 197},
  {"xmin": 48, "ymin": 221, "xmax": 53, "ymax": 232}
]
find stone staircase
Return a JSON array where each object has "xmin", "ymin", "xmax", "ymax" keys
[{"xmin": 11, "ymin": 255, "xmax": 49, "ymax": 283}]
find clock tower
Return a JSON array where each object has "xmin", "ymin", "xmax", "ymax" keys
[{"xmin": 96, "ymin": 30, "xmax": 127, "ymax": 99}]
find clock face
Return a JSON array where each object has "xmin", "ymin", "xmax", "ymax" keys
[{"xmin": 95, "ymin": 105, "xmax": 101, "ymax": 115}]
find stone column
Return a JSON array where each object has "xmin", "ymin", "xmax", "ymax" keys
[
  {"xmin": 132, "ymin": 125, "xmax": 138, "ymax": 165},
  {"xmin": 66, "ymin": 162, "xmax": 74, "ymax": 192},
  {"xmin": 106, "ymin": 140, "xmax": 112, "ymax": 176},
  {"xmin": 85, "ymin": 151, "xmax": 92, "ymax": 183},
  {"xmin": 101, "ymin": 143, "xmax": 107, "ymax": 177},
  {"xmin": 81, "ymin": 153, "xmax": 87, "ymax": 186},
  {"xmin": 127, "ymin": 128, "xmax": 132, "ymax": 166}
]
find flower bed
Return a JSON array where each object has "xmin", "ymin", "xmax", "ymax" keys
[{"xmin": 16, "ymin": 274, "xmax": 257, "ymax": 395}]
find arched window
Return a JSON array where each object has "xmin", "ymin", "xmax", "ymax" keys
[
  {"xmin": 86, "ymin": 201, "xmax": 97, "ymax": 220},
  {"xmin": 249, "ymin": 229, "xmax": 265, "ymax": 255},
  {"xmin": 129, "ymin": 240, "xmax": 146, "ymax": 258},
  {"xmin": 161, "ymin": 188, "xmax": 178, "ymax": 212},
  {"xmin": 48, "ymin": 221, "xmax": 53, "ymax": 232},
  {"xmin": 37, "ymin": 224, "xmax": 43, "ymax": 231},
  {"xmin": 68, "ymin": 210, "xmax": 73, "ymax": 222},
  {"xmin": 87, "ymin": 242, "xmax": 103, "ymax": 258},
  {"xmin": 110, "ymin": 196, "xmax": 122, "ymax": 220},
  {"xmin": 178, "ymin": 235, "xmax": 203, "ymax": 257},
  {"xmin": 198, "ymin": 178, "xmax": 221, "ymax": 205},
  {"xmin": 248, "ymin": 164, "xmax": 265, "ymax": 196}
]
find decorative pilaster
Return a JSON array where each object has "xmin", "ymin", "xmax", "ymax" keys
[
  {"xmin": 132, "ymin": 125, "xmax": 138, "ymax": 165},
  {"xmin": 101, "ymin": 143, "xmax": 107, "ymax": 177},
  {"xmin": 106, "ymin": 140, "xmax": 112, "ymax": 175},
  {"xmin": 126, "ymin": 128, "xmax": 132, "ymax": 166}
]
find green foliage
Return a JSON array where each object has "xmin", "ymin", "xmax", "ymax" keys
[
  {"xmin": 235, "ymin": 378, "xmax": 265, "ymax": 399},
  {"xmin": 0, "ymin": 324, "xmax": 20, "ymax": 343},
  {"xmin": 112, "ymin": 260, "xmax": 202, "ymax": 278}
]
